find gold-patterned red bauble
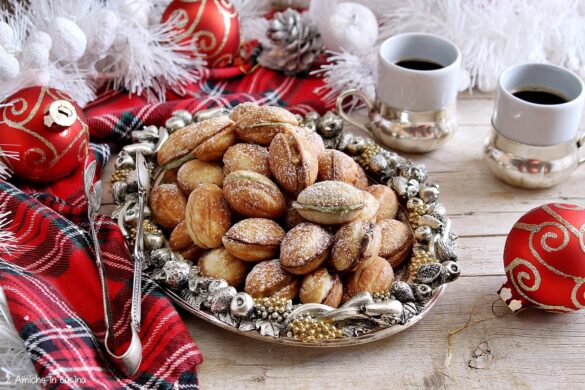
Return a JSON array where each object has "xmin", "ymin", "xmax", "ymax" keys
[
  {"xmin": 161, "ymin": 0, "xmax": 240, "ymax": 68},
  {"xmin": 498, "ymin": 203, "xmax": 585, "ymax": 313},
  {"xmin": 0, "ymin": 87, "xmax": 89, "ymax": 183}
]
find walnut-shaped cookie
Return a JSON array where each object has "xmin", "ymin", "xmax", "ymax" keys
[
  {"xmin": 149, "ymin": 183, "xmax": 186, "ymax": 229},
  {"xmin": 280, "ymin": 223, "xmax": 333, "ymax": 275},
  {"xmin": 366, "ymin": 185, "xmax": 399, "ymax": 222},
  {"xmin": 178, "ymin": 245, "xmax": 205, "ymax": 262},
  {"xmin": 317, "ymin": 149, "xmax": 359, "ymax": 184},
  {"xmin": 268, "ymin": 128, "xmax": 319, "ymax": 194},
  {"xmin": 169, "ymin": 220, "xmax": 193, "ymax": 250},
  {"xmin": 185, "ymin": 183, "xmax": 231, "ymax": 249},
  {"xmin": 157, "ymin": 116, "xmax": 236, "ymax": 168},
  {"xmin": 177, "ymin": 159, "xmax": 224, "ymax": 194},
  {"xmin": 330, "ymin": 220, "xmax": 381, "ymax": 272},
  {"xmin": 354, "ymin": 165, "xmax": 369, "ymax": 190},
  {"xmin": 232, "ymin": 103, "xmax": 298, "ymax": 145},
  {"xmin": 299, "ymin": 267, "xmax": 343, "ymax": 308},
  {"xmin": 297, "ymin": 127, "xmax": 325, "ymax": 158},
  {"xmin": 199, "ymin": 247, "xmax": 248, "ymax": 286},
  {"xmin": 161, "ymin": 167, "xmax": 179, "ymax": 184},
  {"xmin": 223, "ymin": 170, "xmax": 286, "ymax": 218},
  {"xmin": 272, "ymin": 279, "xmax": 301, "ymax": 300},
  {"xmin": 355, "ymin": 191, "xmax": 380, "ymax": 223},
  {"xmin": 284, "ymin": 204, "xmax": 307, "ymax": 229},
  {"xmin": 378, "ymin": 219, "xmax": 413, "ymax": 268},
  {"xmin": 244, "ymin": 260, "xmax": 298, "ymax": 299},
  {"xmin": 344, "ymin": 256, "xmax": 395, "ymax": 299},
  {"xmin": 222, "ymin": 218, "xmax": 285, "ymax": 262},
  {"xmin": 293, "ymin": 181, "xmax": 365, "ymax": 225},
  {"xmin": 223, "ymin": 143, "xmax": 271, "ymax": 177}
]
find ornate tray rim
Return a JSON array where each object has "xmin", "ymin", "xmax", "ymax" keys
[{"xmin": 164, "ymin": 283, "xmax": 446, "ymax": 347}]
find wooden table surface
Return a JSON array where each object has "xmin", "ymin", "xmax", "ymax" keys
[{"xmin": 102, "ymin": 93, "xmax": 585, "ymax": 390}]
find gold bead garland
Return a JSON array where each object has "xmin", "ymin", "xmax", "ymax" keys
[
  {"xmin": 356, "ymin": 143, "xmax": 381, "ymax": 169},
  {"xmin": 128, "ymin": 220, "xmax": 161, "ymax": 246},
  {"xmin": 408, "ymin": 203, "xmax": 430, "ymax": 228},
  {"xmin": 408, "ymin": 248, "xmax": 437, "ymax": 276},
  {"xmin": 288, "ymin": 315, "xmax": 343, "ymax": 343},
  {"xmin": 254, "ymin": 296, "xmax": 290, "ymax": 312},
  {"xmin": 372, "ymin": 291, "xmax": 392, "ymax": 302},
  {"xmin": 111, "ymin": 168, "xmax": 131, "ymax": 182}
]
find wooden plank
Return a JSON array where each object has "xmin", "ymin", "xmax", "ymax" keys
[{"xmin": 187, "ymin": 275, "xmax": 585, "ymax": 390}]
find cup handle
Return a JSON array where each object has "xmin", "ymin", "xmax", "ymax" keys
[{"xmin": 336, "ymin": 89, "xmax": 374, "ymax": 134}]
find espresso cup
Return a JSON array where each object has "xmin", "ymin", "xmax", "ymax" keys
[
  {"xmin": 337, "ymin": 33, "xmax": 461, "ymax": 153},
  {"xmin": 484, "ymin": 63, "xmax": 585, "ymax": 188}
]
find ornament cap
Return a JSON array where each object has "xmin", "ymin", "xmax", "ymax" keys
[{"xmin": 43, "ymin": 100, "xmax": 77, "ymax": 131}]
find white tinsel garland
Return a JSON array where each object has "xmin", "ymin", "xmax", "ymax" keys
[
  {"xmin": 0, "ymin": 213, "xmax": 17, "ymax": 256},
  {"xmin": 232, "ymin": 0, "xmax": 271, "ymax": 45},
  {"xmin": 0, "ymin": 0, "xmax": 207, "ymax": 106}
]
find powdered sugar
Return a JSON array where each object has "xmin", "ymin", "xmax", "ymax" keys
[
  {"xmin": 225, "ymin": 218, "xmax": 285, "ymax": 245},
  {"xmin": 280, "ymin": 223, "xmax": 332, "ymax": 268},
  {"xmin": 245, "ymin": 259, "xmax": 293, "ymax": 297},
  {"xmin": 296, "ymin": 181, "xmax": 364, "ymax": 211}
]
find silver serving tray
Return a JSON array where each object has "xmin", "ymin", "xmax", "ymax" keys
[{"xmin": 111, "ymin": 107, "xmax": 460, "ymax": 347}]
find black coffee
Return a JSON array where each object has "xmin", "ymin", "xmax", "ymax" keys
[
  {"xmin": 512, "ymin": 89, "xmax": 568, "ymax": 105},
  {"xmin": 395, "ymin": 59, "xmax": 443, "ymax": 71}
]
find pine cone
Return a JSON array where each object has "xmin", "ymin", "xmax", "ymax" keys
[{"xmin": 259, "ymin": 8, "xmax": 323, "ymax": 74}]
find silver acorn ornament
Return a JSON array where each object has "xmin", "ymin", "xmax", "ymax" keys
[
  {"xmin": 317, "ymin": 111, "xmax": 344, "ymax": 138},
  {"xmin": 144, "ymin": 231, "xmax": 164, "ymax": 251},
  {"xmin": 115, "ymin": 152, "xmax": 135, "ymax": 170},
  {"xmin": 391, "ymin": 281, "xmax": 415, "ymax": 303},
  {"xmin": 442, "ymin": 260, "xmax": 461, "ymax": 282},
  {"xmin": 172, "ymin": 110, "xmax": 192, "ymax": 124},
  {"xmin": 165, "ymin": 116, "xmax": 186, "ymax": 133},
  {"xmin": 416, "ymin": 263, "xmax": 447, "ymax": 289},
  {"xmin": 414, "ymin": 283, "xmax": 433, "ymax": 302}
]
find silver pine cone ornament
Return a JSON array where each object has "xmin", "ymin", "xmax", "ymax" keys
[{"xmin": 259, "ymin": 8, "xmax": 323, "ymax": 74}]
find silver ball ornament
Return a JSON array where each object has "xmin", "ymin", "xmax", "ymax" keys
[{"xmin": 230, "ymin": 292, "xmax": 255, "ymax": 318}]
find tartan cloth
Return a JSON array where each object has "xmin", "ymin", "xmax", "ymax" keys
[{"xmin": 0, "ymin": 63, "xmax": 332, "ymax": 389}]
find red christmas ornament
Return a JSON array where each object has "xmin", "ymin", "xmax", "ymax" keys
[
  {"xmin": 0, "ymin": 86, "xmax": 89, "ymax": 183},
  {"xmin": 498, "ymin": 203, "xmax": 585, "ymax": 313},
  {"xmin": 161, "ymin": 0, "xmax": 240, "ymax": 68}
]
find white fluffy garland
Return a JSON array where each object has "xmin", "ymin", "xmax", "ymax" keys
[
  {"xmin": 311, "ymin": 0, "xmax": 585, "ymax": 100},
  {"xmin": 0, "ymin": 0, "xmax": 206, "ymax": 106}
]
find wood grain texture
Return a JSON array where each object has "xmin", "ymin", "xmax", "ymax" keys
[{"xmin": 100, "ymin": 93, "xmax": 585, "ymax": 390}]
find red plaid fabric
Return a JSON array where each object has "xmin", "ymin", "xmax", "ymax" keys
[{"xmin": 0, "ymin": 63, "xmax": 331, "ymax": 389}]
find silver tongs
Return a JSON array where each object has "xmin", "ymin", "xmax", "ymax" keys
[{"xmin": 83, "ymin": 153, "xmax": 149, "ymax": 376}]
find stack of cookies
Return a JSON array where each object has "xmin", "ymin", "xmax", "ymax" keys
[{"xmin": 149, "ymin": 103, "xmax": 414, "ymax": 309}]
